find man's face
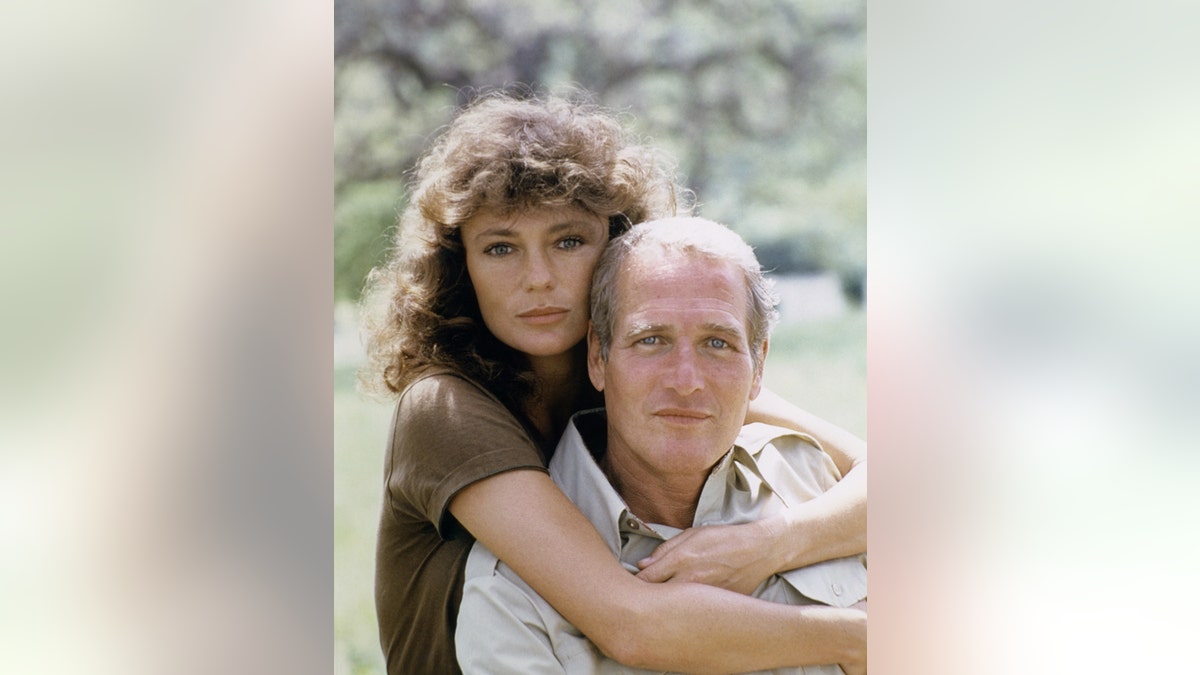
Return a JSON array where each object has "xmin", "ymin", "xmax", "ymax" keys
[{"xmin": 588, "ymin": 248, "xmax": 766, "ymax": 482}]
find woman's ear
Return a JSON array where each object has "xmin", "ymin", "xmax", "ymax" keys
[{"xmin": 586, "ymin": 323, "xmax": 605, "ymax": 392}]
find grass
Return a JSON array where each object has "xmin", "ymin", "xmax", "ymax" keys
[
  {"xmin": 332, "ymin": 307, "xmax": 865, "ymax": 674},
  {"xmin": 763, "ymin": 307, "xmax": 867, "ymax": 438},
  {"xmin": 334, "ymin": 369, "xmax": 393, "ymax": 675}
]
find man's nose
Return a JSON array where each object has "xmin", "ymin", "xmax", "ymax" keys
[{"xmin": 663, "ymin": 346, "xmax": 704, "ymax": 395}]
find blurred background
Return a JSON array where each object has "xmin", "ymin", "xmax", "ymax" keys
[
  {"xmin": 334, "ymin": 1, "xmax": 865, "ymax": 673},
  {"xmin": 3, "ymin": 1, "xmax": 1198, "ymax": 674}
]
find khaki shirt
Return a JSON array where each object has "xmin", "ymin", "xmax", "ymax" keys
[{"xmin": 456, "ymin": 410, "xmax": 867, "ymax": 674}]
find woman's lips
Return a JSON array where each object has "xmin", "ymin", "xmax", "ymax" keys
[{"xmin": 517, "ymin": 306, "xmax": 570, "ymax": 325}]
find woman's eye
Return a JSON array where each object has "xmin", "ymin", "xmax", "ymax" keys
[
  {"xmin": 483, "ymin": 243, "xmax": 514, "ymax": 256},
  {"xmin": 557, "ymin": 236, "xmax": 584, "ymax": 250}
]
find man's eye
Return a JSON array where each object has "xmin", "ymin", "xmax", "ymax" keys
[
  {"xmin": 708, "ymin": 338, "xmax": 729, "ymax": 349},
  {"xmin": 557, "ymin": 236, "xmax": 584, "ymax": 250},
  {"xmin": 483, "ymin": 243, "xmax": 513, "ymax": 256},
  {"xmin": 636, "ymin": 336, "xmax": 659, "ymax": 346}
]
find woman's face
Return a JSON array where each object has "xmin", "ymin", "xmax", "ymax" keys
[{"xmin": 461, "ymin": 206, "xmax": 609, "ymax": 359}]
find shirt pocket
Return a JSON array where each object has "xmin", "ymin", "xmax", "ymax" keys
[{"xmin": 775, "ymin": 555, "xmax": 867, "ymax": 608}]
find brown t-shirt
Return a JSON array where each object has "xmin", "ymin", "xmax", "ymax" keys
[{"xmin": 374, "ymin": 369, "xmax": 547, "ymax": 675}]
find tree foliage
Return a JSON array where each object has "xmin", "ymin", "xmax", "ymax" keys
[{"xmin": 335, "ymin": 0, "xmax": 865, "ymax": 301}]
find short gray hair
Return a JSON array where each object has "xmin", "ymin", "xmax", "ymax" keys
[{"xmin": 590, "ymin": 217, "xmax": 779, "ymax": 370}]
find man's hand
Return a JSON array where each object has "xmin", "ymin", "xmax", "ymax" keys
[{"xmin": 634, "ymin": 521, "xmax": 777, "ymax": 595}]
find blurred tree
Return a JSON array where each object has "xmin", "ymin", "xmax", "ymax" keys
[{"xmin": 335, "ymin": 0, "xmax": 864, "ymax": 301}]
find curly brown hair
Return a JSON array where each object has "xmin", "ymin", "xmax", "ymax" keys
[{"xmin": 358, "ymin": 90, "xmax": 690, "ymax": 408}]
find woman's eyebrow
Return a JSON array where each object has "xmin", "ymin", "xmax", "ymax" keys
[
  {"xmin": 471, "ymin": 225, "xmax": 516, "ymax": 241},
  {"xmin": 548, "ymin": 220, "xmax": 598, "ymax": 234},
  {"xmin": 471, "ymin": 219, "xmax": 595, "ymax": 242}
]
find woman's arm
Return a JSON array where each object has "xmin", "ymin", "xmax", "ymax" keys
[
  {"xmin": 451, "ymin": 468, "xmax": 866, "ymax": 673},
  {"xmin": 635, "ymin": 387, "xmax": 866, "ymax": 591}
]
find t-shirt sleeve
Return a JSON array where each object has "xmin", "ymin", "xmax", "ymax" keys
[{"xmin": 386, "ymin": 373, "xmax": 547, "ymax": 535}]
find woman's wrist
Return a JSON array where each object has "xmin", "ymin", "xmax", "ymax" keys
[{"xmin": 760, "ymin": 510, "xmax": 805, "ymax": 575}]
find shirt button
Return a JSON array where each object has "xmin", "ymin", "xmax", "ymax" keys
[
  {"xmin": 832, "ymin": 583, "xmax": 843, "ymax": 596},
  {"xmin": 625, "ymin": 518, "xmax": 639, "ymax": 530}
]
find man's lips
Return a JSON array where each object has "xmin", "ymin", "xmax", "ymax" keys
[{"xmin": 653, "ymin": 408, "xmax": 712, "ymax": 423}]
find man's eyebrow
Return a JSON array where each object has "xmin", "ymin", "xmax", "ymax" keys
[
  {"xmin": 702, "ymin": 321, "xmax": 745, "ymax": 337},
  {"xmin": 623, "ymin": 321, "xmax": 745, "ymax": 339},
  {"xmin": 624, "ymin": 321, "xmax": 665, "ymax": 338}
]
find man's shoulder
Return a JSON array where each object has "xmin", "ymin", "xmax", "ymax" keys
[
  {"xmin": 737, "ymin": 422, "xmax": 843, "ymax": 487},
  {"xmin": 736, "ymin": 422, "xmax": 823, "ymax": 453},
  {"xmin": 549, "ymin": 409, "xmax": 606, "ymax": 471}
]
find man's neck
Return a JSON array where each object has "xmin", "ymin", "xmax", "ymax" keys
[{"xmin": 599, "ymin": 449, "xmax": 705, "ymax": 530}]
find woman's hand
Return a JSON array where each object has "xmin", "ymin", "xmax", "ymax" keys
[
  {"xmin": 635, "ymin": 519, "xmax": 780, "ymax": 595},
  {"xmin": 838, "ymin": 600, "xmax": 868, "ymax": 675}
]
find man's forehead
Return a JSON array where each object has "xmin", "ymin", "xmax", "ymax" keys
[
  {"xmin": 615, "ymin": 251, "xmax": 749, "ymax": 329},
  {"xmin": 621, "ymin": 247, "xmax": 738, "ymax": 286}
]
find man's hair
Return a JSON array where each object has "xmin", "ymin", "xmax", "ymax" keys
[
  {"xmin": 358, "ymin": 89, "xmax": 689, "ymax": 403},
  {"xmin": 589, "ymin": 217, "xmax": 779, "ymax": 370}
]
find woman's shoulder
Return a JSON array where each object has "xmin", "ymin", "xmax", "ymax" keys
[
  {"xmin": 395, "ymin": 367, "xmax": 526, "ymax": 436},
  {"xmin": 399, "ymin": 367, "xmax": 501, "ymax": 410}
]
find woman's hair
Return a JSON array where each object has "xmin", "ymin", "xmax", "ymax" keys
[
  {"xmin": 590, "ymin": 217, "xmax": 780, "ymax": 373},
  {"xmin": 359, "ymin": 90, "xmax": 690, "ymax": 405}
]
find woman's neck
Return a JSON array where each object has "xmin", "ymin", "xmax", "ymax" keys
[{"xmin": 524, "ymin": 344, "xmax": 589, "ymax": 446}]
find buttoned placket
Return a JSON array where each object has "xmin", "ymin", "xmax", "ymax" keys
[{"xmin": 616, "ymin": 509, "xmax": 679, "ymax": 574}]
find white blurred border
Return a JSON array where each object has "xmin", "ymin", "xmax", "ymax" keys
[
  {"xmin": 6, "ymin": 1, "xmax": 1200, "ymax": 673},
  {"xmin": 870, "ymin": 1, "xmax": 1200, "ymax": 672},
  {"xmin": 1, "ymin": 1, "xmax": 332, "ymax": 674}
]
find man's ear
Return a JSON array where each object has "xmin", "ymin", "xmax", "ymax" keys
[
  {"xmin": 586, "ymin": 322, "xmax": 605, "ymax": 392},
  {"xmin": 749, "ymin": 339, "xmax": 768, "ymax": 400}
]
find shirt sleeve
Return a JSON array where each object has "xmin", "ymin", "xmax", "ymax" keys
[
  {"xmin": 387, "ymin": 372, "xmax": 548, "ymax": 535},
  {"xmin": 743, "ymin": 426, "xmax": 842, "ymax": 504},
  {"xmin": 751, "ymin": 427, "xmax": 868, "ymax": 608},
  {"xmin": 457, "ymin": 543, "xmax": 597, "ymax": 674}
]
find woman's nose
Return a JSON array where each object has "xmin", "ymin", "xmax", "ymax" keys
[{"xmin": 522, "ymin": 251, "xmax": 555, "ymax": 290}]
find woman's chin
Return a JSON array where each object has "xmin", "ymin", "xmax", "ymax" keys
[{"xmin": 512, "ymin": 337, "xmax": 583, "ymax": 360}]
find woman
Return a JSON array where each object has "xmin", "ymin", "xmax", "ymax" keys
[{"xmin": 360, "ymin": 91, "xmax": 868, "ymax": 674}]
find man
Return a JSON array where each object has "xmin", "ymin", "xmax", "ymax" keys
[{"xmin": 456, "ymin": 217, "xmax": 867, "ymax": 674}]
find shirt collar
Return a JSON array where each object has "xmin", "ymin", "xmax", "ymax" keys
[
  {"xmin": 547, "ymin": 410, "xmax": 629, "ymax": 556},
  {"xmin": 550, "ymin": 410, "xmax": 789, "ymax": 553}
]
